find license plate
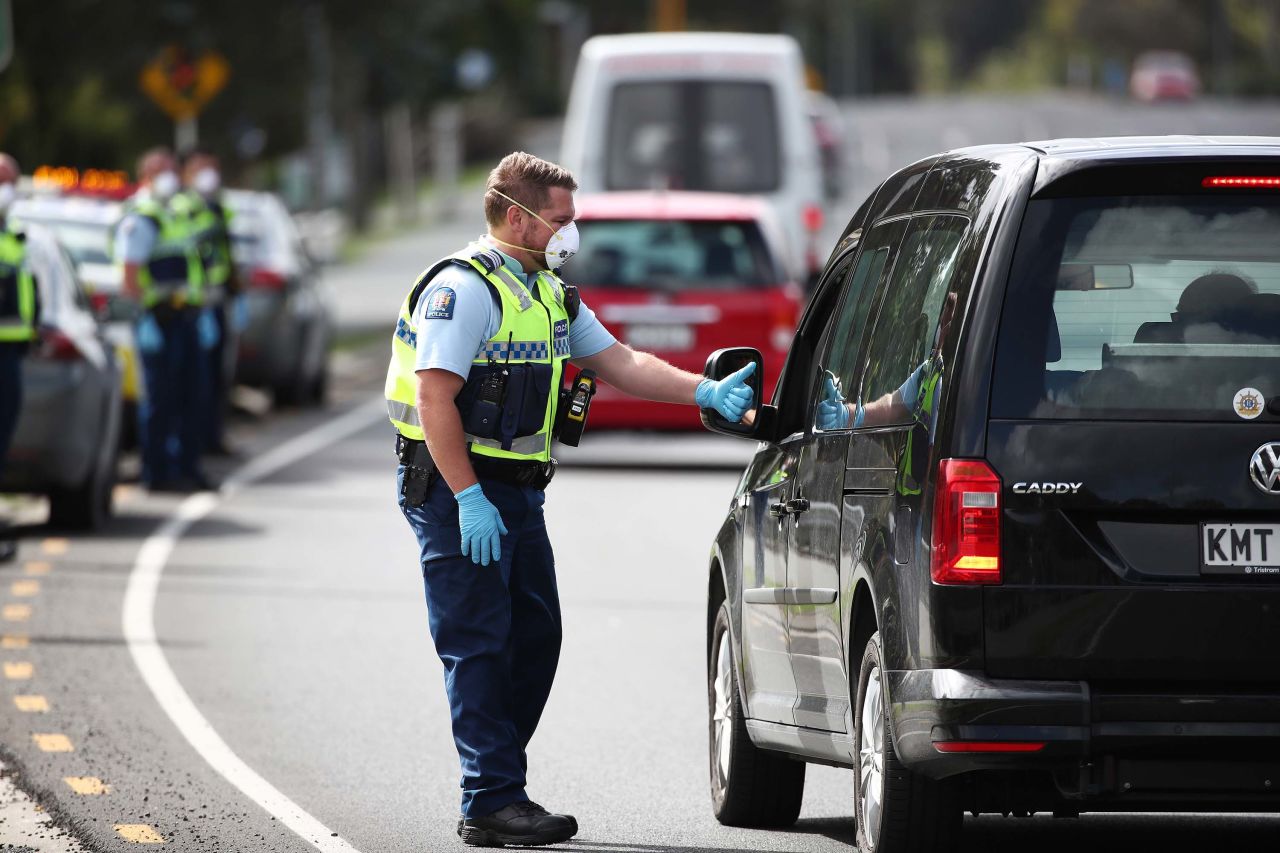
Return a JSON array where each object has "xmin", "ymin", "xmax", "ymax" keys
[
  {"xmin": 625, "ymin": 324, "xmax": 694, "ymax": 351},
  {"xmin": 1201, "ymin": 523, "xmax": 1280, "ymax": 576}
]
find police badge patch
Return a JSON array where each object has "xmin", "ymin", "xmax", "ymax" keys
[{"xmin": 426, "ymin": 287, "xmax": 456, "ymax": 320}]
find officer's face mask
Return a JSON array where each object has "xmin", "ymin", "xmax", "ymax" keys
[
  {"xmin": 489, "ymin": 189, "xmax": 579, "ymax": 271},
  {"xmin": 152, "ymin": 170, "xmax": 180, "ymax": 200},
  {"xmin": 193, "ymin": 167, "xmax": 221, "ymax": 197},
  {"xmin": 0, "ymin": 182, "xmax": 15, "ymax": 215}
]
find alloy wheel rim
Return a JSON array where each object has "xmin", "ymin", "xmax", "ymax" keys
[
  {"xmin": 859, "ymin": 665, "xmax": 885, "ymax": 849},
  {"xmin": 712, "ymin": 630, "xmax": 733, "ymax": 790}
]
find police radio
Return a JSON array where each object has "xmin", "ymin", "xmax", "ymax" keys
[{"xmin": 556, "ymin": 369, "xmax": 597, "ymax": 447}]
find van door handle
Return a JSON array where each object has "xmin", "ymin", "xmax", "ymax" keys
[{"xmin": 785, "ymin": 497, "xmax": 810, "ymax": 515}]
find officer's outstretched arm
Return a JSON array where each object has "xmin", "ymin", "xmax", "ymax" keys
[
  {"xmin": 417, "ymin": 368, "xmax": 478, "ymax": 494},
  {"xmin": 572, "ymin": 342, "xmax": 703, "ymax": 404},
  {"xmin": 122, "ymin": 263, "xmax": 142, "ymax": 301}
]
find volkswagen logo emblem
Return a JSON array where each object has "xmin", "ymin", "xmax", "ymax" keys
[{"xmin": 1251, "ymin": 442, "xmax": 1280, "ymax": 495}]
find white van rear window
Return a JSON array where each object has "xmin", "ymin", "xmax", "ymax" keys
[{"xmin": 605, "ymin": 81, "xmax": 780, "ymax": 194}]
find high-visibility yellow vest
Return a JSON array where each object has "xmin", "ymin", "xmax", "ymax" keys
[
  {"xmin": 174, "ymin": 191, "xmax": 233, "ymax": 296},
  {"xmin": 385, "ymin": 245, "xmax": 572, "ymax": 463},
  {"xmin": 125, "ymin": 196, "xmax": 206, "ymax": 309},
  {"xmin": 0, "ymin": 227, "xmax": 36, "ymax": 343},
  {"xmin": 897, "ymin": 364, "xmax": 942, "ymax": 497}
]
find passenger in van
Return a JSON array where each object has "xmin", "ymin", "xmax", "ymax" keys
[
  {"xmin": 1134, "ymin": 273, "xmax": 1257, "ymax": 344},
  {"xmin": 817, "ymin": 293, "xmax": 956, "ymax": 433}
]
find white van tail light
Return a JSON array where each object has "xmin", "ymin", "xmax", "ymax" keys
[{"xmin": 932, "ymin": 459, "xmax": 1002, "ymax": 585}]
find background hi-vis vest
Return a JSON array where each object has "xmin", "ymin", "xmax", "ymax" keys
[
  {"xmin": 0, "ymin": 227, "xmax": 36, "ymax": 343},
  {"xmin": 128, "ymin": 197, "xmax": 206, "ymax": 308},
  {"xmin": 175, "ymin": 191, "xmax": 233, "ymax": 298},
  {"xmin": 386, "ymin": 247, "xmax": 572, "ymax": 464}
]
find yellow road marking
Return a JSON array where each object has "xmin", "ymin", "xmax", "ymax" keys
[
  {"xmin": 2, "ymin": 634, "xmax": 29, "ymax": 649},
  {"xmin": 3, "ymin": 604, "xmax": 32, "ymax": 622},
  {"xmin": 41, "ymin": 538, "xmax": 69, "ymax": 556},
  {"xmin": 64, "ymin": 776, "xmax": 111, "ymax": 795},
  {"xmin": 24, "ymin": 561, "xmax": 52, "ymax": 576},
  {"xmin": 114, "ymin": 824, "xmax": 165, "ymax": 843},
  {"xmin": 4, "ymin": 662, "xmax": 33, "ymax": 679},
  {"xmin": 14, "ymin": 695, "xmax": 49, "ymax": 712},
  {"xmin": 32, "ymin": 733, "xmax": 73, "ymax": 752},
  {"xmin": 11, "ymin": 580, "xmax": 39, "ymax": 597}
]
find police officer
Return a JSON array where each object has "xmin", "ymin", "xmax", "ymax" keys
[
  {"xmin": 115, "ymin": 147, "xmax": 214, "ymax": 491},
  {"xmin": 0, "ymin": 153, "xmax": 39, "ymax": 562},
  {"xmin": 179, "ymin": 151, "xmax": 240, "ymax": 456},
  {"xmin": 386, "ymin": 152, "xmax": 755, "ymax": 847}
]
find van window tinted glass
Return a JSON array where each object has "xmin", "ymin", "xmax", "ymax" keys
[
  {"xmin": 993, "ymin": 197, "xmax": 1280, "ymax": 421},
  {"xmin": 574, "ymin": 219, "xmax": 780, "ymax": 289},
  {"xmin": 814, "ymin": 247, "xmax": 889, "ymax": 430},
  {"xmin": 605, "ymin": 81, "xmax": 780, "ymax": 194},
  {"xmin": 861, "ymin": 215, "xmax": 968, "ymax": 410}
]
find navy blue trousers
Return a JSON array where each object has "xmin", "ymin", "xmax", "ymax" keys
[
  {"xmin": 0, "ymin": 344, "xmax": 23, "ymax": 480},
  {"xmin": 397, "ymin": 467, "xmax": 562, "ymax": 818},
  {"xmin": 137, "ymin": 312, "xmax": 206, "ymax": 486}
]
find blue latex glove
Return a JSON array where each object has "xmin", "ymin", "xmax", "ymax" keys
[
  {"xmin": 196, "ymin": 309, "xmax": 220, "ymax": 351},
  {"xmin": 455, "ymin": 484, "xmax": 508, "ymax": 567},
  {"xmin": 816, "ymin": 372, "xmax": 851, "ymax": 430},
  {"xmin": 695, "ymin": 362, "xmax": 756, "ymax": 423},
  {"xmin": 232, "ymin": 295, "xmax": 250, "ymax": 333},
  {"xmin": 135, "ymin": 314, "xmax": 163, "ymax": 355}
]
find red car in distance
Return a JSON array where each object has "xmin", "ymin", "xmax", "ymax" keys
[{"xmin": 570, "ymin": 191, "xmax": 803, "ymax": 429}]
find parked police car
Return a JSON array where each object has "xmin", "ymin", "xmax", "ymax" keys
[{"xmin": 699, "ymin": 137, "xmax": 1280, "ymax": 853}]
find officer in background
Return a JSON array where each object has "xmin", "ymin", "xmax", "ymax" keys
[
  {"xmin": 115, "ymin": 147, "xmax": 215, "ymax": 491},
  {"xmin": 179, "ymin": 151, "xmax": 240, "ymax": 456},
  {"xmin": 0, "ymin": 153, "xmax": 39, "ymax": 561},
  {"xmin": 386, "ymin": 152, "xmax": 755, "ymax": 847}
]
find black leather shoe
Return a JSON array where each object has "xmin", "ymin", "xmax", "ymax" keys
[
  {"xmin": 460, "ymin": 801, "xmax": 576, "ymax": 847},
  {"xmin": 527, "ymin": 803, "xmax": 576, "ymax": 836}
]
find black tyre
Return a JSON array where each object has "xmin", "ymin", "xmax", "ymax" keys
[
  {"xmin": 853, "ymin": 631, "xmax": 960, "ymax": 853},
  {"xmin": 48, "ymin": 417, "xmax": 118, "ymax": 532},
  {"xmin": 708, "ymin": 597, "xmax": 805, "ymax": 827}
]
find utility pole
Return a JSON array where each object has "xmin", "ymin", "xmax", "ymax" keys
[
  {"xmin": 652, "ymin": 0, "xmax": 686, "ymax": 32},
  {"xmin": 304, "ymin": 1, "xmax": 334, "ymax": 211}
]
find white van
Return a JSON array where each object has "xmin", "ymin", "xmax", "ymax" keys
[{"xmin": 561, "ymin": 32, "xmax": 825, "ymax": 279}]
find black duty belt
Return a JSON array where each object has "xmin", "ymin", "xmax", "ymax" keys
[{"xmin": 395, "ymin": 435, "xmax": 555, "ymax": 491}]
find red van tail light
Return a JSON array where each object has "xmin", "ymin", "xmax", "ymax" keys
[
  {"xmin": 932, "ymin": 459, "xmax": 1002, "ymax": 585},
  {"xmin": 802, "ymin": 203, "xmax": 824, "ymax": 233},
  {"xmin": 37, "ymin": 327, "xmax": 83, "ymax": 362},
  {"xmin": 249, "ymin": 268, "xmax": 289, "ymax": 290}
]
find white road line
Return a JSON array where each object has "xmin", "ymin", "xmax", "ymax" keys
[{"xmin": 122, "ymin": 399, "xmax": 386, "ymax": 853}]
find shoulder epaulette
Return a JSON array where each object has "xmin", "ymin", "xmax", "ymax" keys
[{"xmin": 469, "ymin": 248, "xmax": 504, "ymax": 274}]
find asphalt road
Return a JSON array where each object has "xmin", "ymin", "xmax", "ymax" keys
[{"xmin": 5, "ymin": 94, "xmax": 1280, "ymax": 851}]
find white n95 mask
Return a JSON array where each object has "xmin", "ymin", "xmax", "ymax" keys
[
  {"xmin": 152, "ymin": 171, "xmax": 180, "ymax": 200},
  {"xmin": 490, "ymin": 189, "xmax": 579, "ymax": 271},
  {"xmin": 193, "ymin": 168, "xmax": 221, "ymax": 196}
]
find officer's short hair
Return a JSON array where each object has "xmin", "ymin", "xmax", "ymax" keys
[
  {"xmin": 484, "ymin": 152, "xmax": 578, "ymax": 227},
  {"xmin": 137, "ymin": 146, "xmax": 176, "ymax": 180}
]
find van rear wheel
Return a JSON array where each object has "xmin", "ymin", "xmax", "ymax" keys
[
  {"xmin": 853, "ymin": 631, "xmax": 959, "ymax": 853},
  {"xmin": 708, "ymin": 599, "xmax": 805, "ymax": 827}
]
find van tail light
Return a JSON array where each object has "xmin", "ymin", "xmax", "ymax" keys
[
  {"xmin": 37, "ymin": 327, "xmax": 83, "ymax": 362},
  {"xmin": 1202, "ymin": 176, "xmax": 1280, "ymax": 189},
  {"xmin": 932, "ymin": 458, "xmax": 1002, "ymax": 585},
  {"xmin": 88, "ymin": 292, "xmax": 111, "ymax": 315},
  {"xmin": 802, "ymin": 203, "xmax": 824, "ymax": 233},
  {"xmin": 934, "ymin": 741, "xmax": 1044, "ymax": 754},
  {"xmin": 249, "ymin": 268, "xmax": 288, "ymax": 290}
]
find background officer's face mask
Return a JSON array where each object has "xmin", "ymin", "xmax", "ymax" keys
[
  {"xmin": 193, "ymin": 168, "xmax": 221, "ymax": 197},
  {"xmin": 490, "ymin": 189, "xmax": 579, "ymax": 271},
  {"xmin": 152, "ymin": 170, "xmax": 180, "ymax": 200}
]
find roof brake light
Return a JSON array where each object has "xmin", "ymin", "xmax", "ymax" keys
[
  {"xmin": 934, "ymin": 741, "xmax": 1045, "ymax": 754},
  {"xmin": 1202, "ymin": 176, "xmax": 1280, "ymax": 189}
]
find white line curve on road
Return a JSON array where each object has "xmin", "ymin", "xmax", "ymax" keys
[{"xmin": 123, "ymin": 398, "xmax": 386, "ymax": 853}]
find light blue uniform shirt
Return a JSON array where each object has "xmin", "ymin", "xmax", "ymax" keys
[
  {"xmin": 413, "ymin": 239, "xmax": 617, "ymax": 378},
  {"xmin": 113, "ymin": 211, "xmax": 159, "ymax": 263}
]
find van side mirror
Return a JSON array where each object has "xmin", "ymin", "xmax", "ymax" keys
[{"xmin": 700, "ymin": 347, "xmax": 778, "ymax": 442}]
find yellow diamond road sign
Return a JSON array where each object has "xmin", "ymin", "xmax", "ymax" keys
[{"xmin": 140, "ymin": 45, "xmax": 230, "ymax": 122}]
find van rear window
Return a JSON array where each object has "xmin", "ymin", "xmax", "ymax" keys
[
  {"xmin": 992, "ymin": 196, "xmax": 1280, "ymax": 421},
  {"xmin": 605, "ymin": 81, "xmax": 780, "ymax": 194}
]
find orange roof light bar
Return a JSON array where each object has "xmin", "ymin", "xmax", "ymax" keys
[{"xmin": 1202, "ymin": 176, "xmax": 1280, "ymax": 189}]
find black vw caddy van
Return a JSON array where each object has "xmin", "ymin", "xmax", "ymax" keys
[{"xmin": 699, "ymin": 137, "xmax": 1280, "ymax": 853}]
